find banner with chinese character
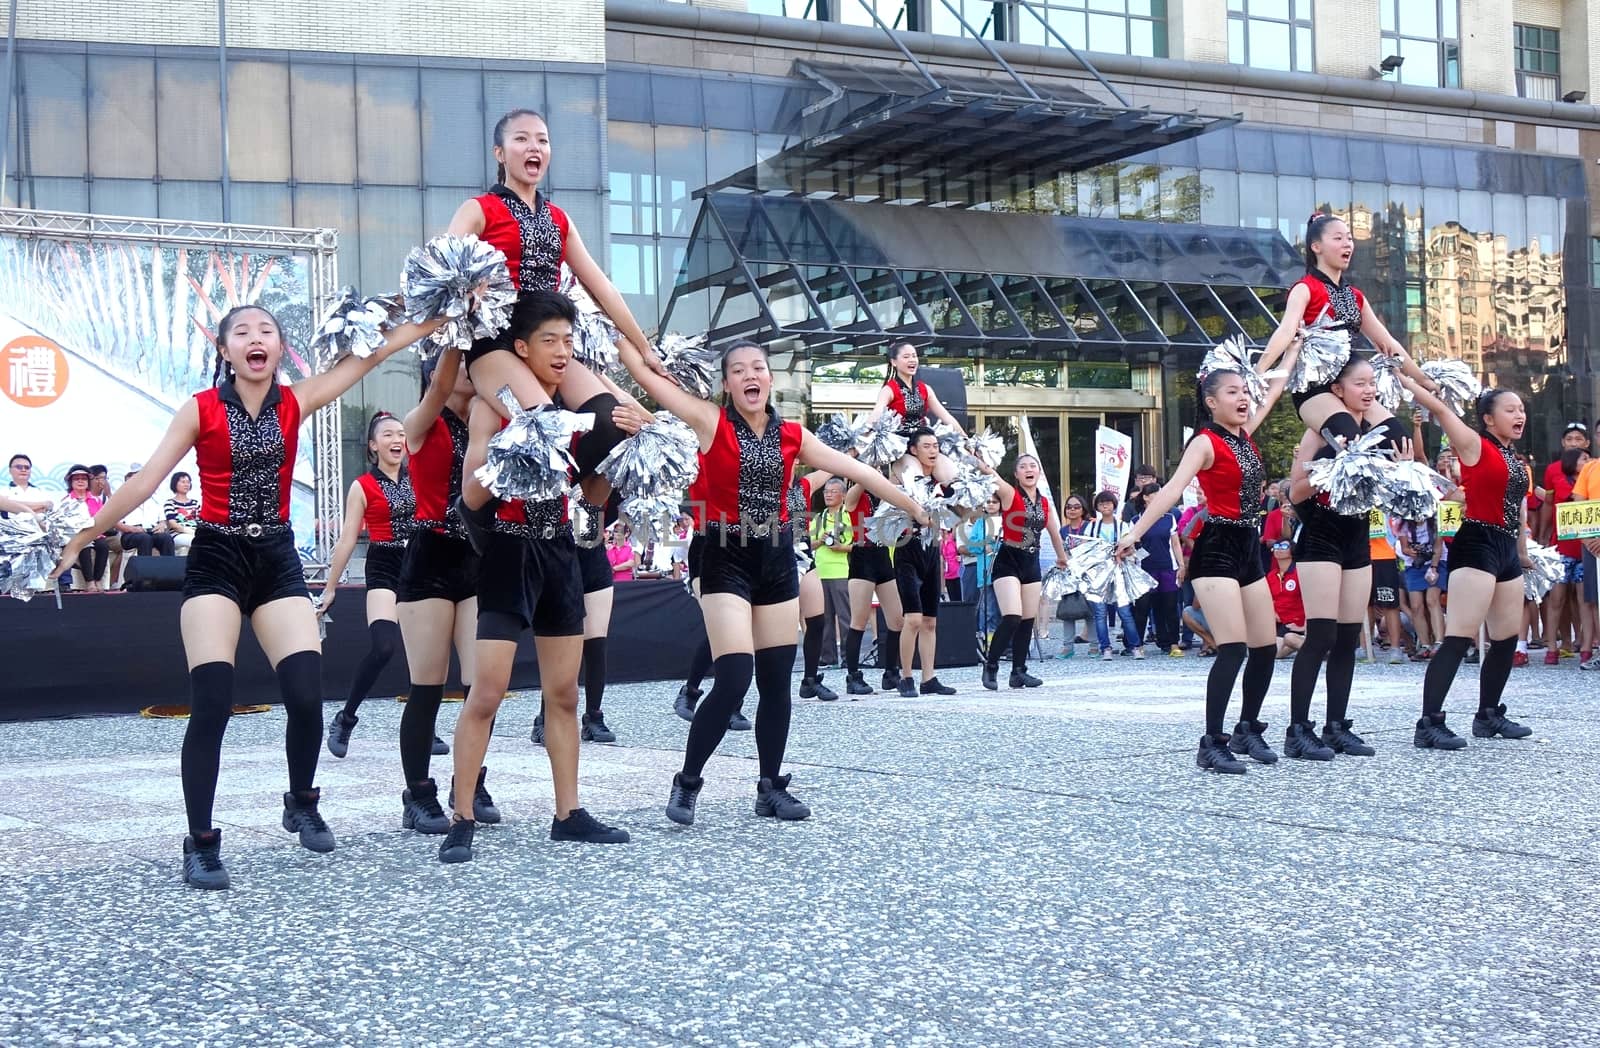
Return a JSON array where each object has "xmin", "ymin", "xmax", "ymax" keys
[
  {"xmin": 1556, "ymin": 500, "xmax": 1600, "ymax": 540},
  {"xmin": 1437, "ymin": 501, "xmax": 1463, "ymax": 538},
  {"xmin": 1093, "ymin": 426, "xmax": 1133, "ymax": 503}
]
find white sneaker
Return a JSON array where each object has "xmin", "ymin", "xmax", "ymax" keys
[
  {"xmin": 1388, "ymin": 647, "xmax": 1407, "ymax": 665},
  {"xmin": 1582, "ymin": 655, "xmax": 1600, "ymax": 672},
  {"xmin": 1100, "ymin": 650, "xmax": 1114, "ymax": 662},
  {"xmin": 1133, "ymin": 647, "xmax": 1146, "ymax": 660}
]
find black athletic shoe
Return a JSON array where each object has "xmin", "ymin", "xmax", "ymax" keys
[
  {"xmin": 1464, "ymin": 646, "xmax": 1480, "ymax": 665},
  {"xmin": 1009, "ymin": 669, "xmax": 1043, "ymax": 689},
  {"xmin": 551, "ymin": 807, "xmax": 630, "ymax": 843},
  {"xmin": 921, "ymin": 677, "xmax": 956, "ymax": 695},
  {"xmin": 982, "ymin": 664, "xmax": 999, "ymax": 691},
  {"xmin": 438, "ymin": 819, "xmax": 475, "ymax": 863},
  {"xmin": 402, "ymin": 780, "xmax": 451, "ymax": 834},
  {"xmin": 674, "ymin": 684, "xmax": 701, "ymax": 722},
  {"xmin": 1473, "ymin": 704, "xmax": 1533, "ymax": 740},
  {"xmin": 727, "ymin": 710, "xmax": 753, "ymax": 732},
  {"xmin": 182, "ymin": 830, "xmax": 229, "ymax": 891},
  {"xmin": 666, "ymin": 772, "xmax": 703, "ymax": 825},
  {"xmin": 896, "ymin": 677, "xmax": 918, "ymax": 698},
  {"xmin": 581, "ymin": 711, "xmax": 617, "ymax": 743},
  {"xmin": 1197, "ymin": 734, "xmax": 1246, "ymax": 774},
  {"xmin": 845, "ymin": 672, "xmax": 872, "ymax": 697},
  {"xmin": 799, "ymin": 676, "xmax": 839, "ymax": 702},
  {"xmin": 326, "ymin": 711, "xmax": 357, "ymax": 758},
  {"xmin": 881, "ymin": 669, "xmax": 899, "ymax": 692},
  {"xmin": 530, "ymin": 712, "xmax": 545, "ymax": 746},
  {"xmin": 448, "ymin": 767, "xmax": 501, "ymax": 824},
  {"xmin": 1283, "ymin": 721, "xmax": 1335, "ymax": 761},
  {"xmin": 1322, "ymin": 719, "xmax": 1376, "ymax": 756},
  {"xmin": 281, "ymin": 789, "xmax": 336, "ymax": 853},
  {"xmin": 1227, "ymin": 719, "xmax": 1280, "ymax": 764},
  {"xmin": 431, "ymin": 735, "xmax": 450, "ymax": 756},
  {"xmin": 755, "ymin": 774, "xmax": 811, "ymax": 820},
  {"xmin": 1414, "ymin": 712, "xmax": 1467, "ymax": 750}
]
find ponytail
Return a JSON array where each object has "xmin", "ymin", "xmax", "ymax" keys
[{"xmin": 1304, "ymin": 211, "xmax": 1336, "ymax": 272}]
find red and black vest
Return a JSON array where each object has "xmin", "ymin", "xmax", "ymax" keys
[
  {"xmin": 1001, "ymin": 487, "xmax": 1051, "ymax": 550},
  {"xmin": 492, "ymin": 416, "xmax": 571, "ymax": 538},
  {"xmin": 885, "ymin": 376, "xmax": 931, "ymax": 435},
  {"xmin": 693, "ymin": 405, "xmax": 803, "ymax": 530},
  {"xmin": 1459, "ymin": 434, "xmax": 1527, "ymax": 534},
  {"xmin": 1296, "ymin": 270, "xmax": 1366, "ymax": 333},
  {"xmin": 1196, "ymin": 424, "xmax": 1264, "ymax": 526},
  {"xmin": 475, "ymin": 186, "xmax": 570, "ymax": 292},
  {"xmin": 194, "ymin": 381, "xmax": 300, "ymax": 534},
  {"xmin": 410, "ymin": 409, "xmax": 470, "ymax": 540},
  {"xmin": 357, "ymin": 468, "xmax": 416, "ymax": 548}
]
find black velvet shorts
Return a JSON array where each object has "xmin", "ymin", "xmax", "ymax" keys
[
  {"xmin": 895, "ymin": 540, "xmax": 943, "ymax": 617},
  {"xmin": 699, "ymin": 529, "xmax": 800, "ymax": 606},
  {"xmin": 992, "ymin": 544, "xmax": 1042, "ymax": 585},
  {"xmin": 1188, "ymin": 522, "xmax": 1265, "ymax": 586},
  {"xmin": 1293, "ymin": 501, "xmax": 1371, "ymax": 570},
  {"xmin": 1290, "ymin": 380, "xmax": 1334, "ymax": 411},
  {"xmin": 182, "ymin": 527, "xmax": 308, "ymax": 614},
  {"xmin": 577, "ymin": 542, "xmax": 613, "ymax": 595},
  {"xmin": 398, "ymin": 529, "xmax": 481, "ymax": 606},
  {"xmin": 476, "ymin": 531, "xmax": 585, "ymax": 639},
  {"xmin": 364, "ymin": 544, "xmax": 406, "ymax": 593},
  {"xmin": 847, "ymin": 544, "xmax": 895, "ymax": 586},
  {"xmin": 1447, "ymin": 522, "xmax": 1522, "ymax": 584}
]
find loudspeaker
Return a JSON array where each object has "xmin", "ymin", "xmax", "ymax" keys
[
  {"xmin": 124, "ymin": 556, "xmax": 187, "ymax": 592},
  {"xmin": 918, "ymin": 366, "xmax": 969, "ymax": 429}
]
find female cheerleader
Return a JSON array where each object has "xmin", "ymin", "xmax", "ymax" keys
[
  {"xmin": 791, "ymin": 469, "xmax": 840, "ymax": 702},
  {"xmin": 441, "ymin": 292, "xmax": 635, "ymax": 863},
  {"xmin": 320, "ymin": 412, "xmax": 428, "ymax": 758},
  {"xmin": 841, "ymin": 477, "xmax": 904, "ymax": 697},
  {"xmin": 56, "ymin": 305, "xmax": 442, "ymax": 889},
  {"xmin": 1118, "ymin": 344, "xmax": 1298, "ymax": 774},
  {"xmin": 974, "ymin": 452, "xmax": 1070, "ymax": 690},
  {"xmin": 1280, "ymin": 356, "xmax": 1389, "ymax": 761},
  {"xmin": 862, "ymin": 341, "xmax": 967, "ymax": 485},
  {"xmin": 892, "ymin": 429, "xmax": 958, "ymax": 697},
  {"xmin": 1400, "ymin": 374, "xmax": 1536, "ymax": 748},
  {"xmin": 613, "ymin": 337, "xmax": 925, "ymax": 827}
]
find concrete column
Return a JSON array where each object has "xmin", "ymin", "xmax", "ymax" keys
[
  {"xmin": 1313, "ymin": 0, "xmax": 1380, "ymax": 80},
  {"xmin": 1171, "ymin": 0, "xmax": 1228, "ymax": 63},
  {"xmin": 1460, "ymin": 0, "xmax": 1515, "ymax": 94},
  {"xmin": 1557, "ymin": 0, "xmax": 1595, "ymax": 100}
]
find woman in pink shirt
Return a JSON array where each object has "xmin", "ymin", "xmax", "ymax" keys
[
  {"xmin": 63, "ymin": 464, "xmax": 109, "ymax": 591},
  {"xmin": 606, "ymin": 523, "xmax": 638, "ymax": 582}
]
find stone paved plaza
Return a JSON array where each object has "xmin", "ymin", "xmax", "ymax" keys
[{"xmin": 3, "ymin": 649, "xmax": 1599, "ymax": 1046}]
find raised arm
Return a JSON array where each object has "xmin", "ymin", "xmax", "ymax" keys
[
  {"xmin": 1244, "ymin": 340, "xmax": 1301, "ymax": 437},
  {"xmin": 565, "ymin": 226, "xmax": 664, "ymax": 375},
  {"xmin": 317, "ymin": 481, "xmax": 367, "ymax": 615},
  {"xmin": 461, "ymin": 397, "xmax": 499, "ymax": 512},
  {"xmin": 1287, "ymin": 429, "xmax": 1322, "ymax": 504},
  {"xmin": 617, "ymin": 340, "xmax": 720, "ymax": 447},
  {"xmin": 860, "ymin": 384, "xmax": 896, "ymax": 426},
  {"xmin": 405, "ymin": 348, "xmax": 462, "ymax": 454},
  {"xmin": 1256, "ymin": 282, "xmax": 1312, "ymax": 373},
  {"xmin": 294, "ymin": 319, "xmax": 444, "ymax": 416},
  {"xmin": 1122, "ymin": 437, "xmax": 1214, "ymax": 549},
  {"xmin": 971, "ymin": 453, "xmax": 1017, "ymax": 508},
  {"xmin": 800, "ymin": 431, "xmax": 925, "ymax": 520},
  {"xmin": 842, "ymin": 481, "xmax": 867, "ymax": 514},
  {"xmin": 1398, "ymin": 372, "xmax": 1482, "ymax": 466}
]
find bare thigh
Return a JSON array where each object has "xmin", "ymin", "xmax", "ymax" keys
[
  {"xmin": 992, "ymin": 576, "xmax": 1022, "ymax": 617},
  {"xmin": 583, "ymin": 587, "xmax": 614, "ymax": 641},
  {"xmin": 799, "ymin": 570, "xmax": 824, "ymax": 618},
  {"xmin": 398, "ymin": 598, "xmax": 457, "ymax": 685},
  {"xmin": 251, "ymin": 596, "xmax": 323, "ymax": 669},
  {"xmin": 179, "ymin": 594, "xmax": 244, "ymax": 670},
  {"xmin": 366, "ymin": 588, "xmax": 398, "ymax": 624}
]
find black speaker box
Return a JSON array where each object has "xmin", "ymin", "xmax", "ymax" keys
[
  {"xmin": 918, "ymin": 366, "xmax": 969, "ymax": 429},
  {"xmin": 123, "ymin": 555, "xmax": 188, "ymax": 592}
]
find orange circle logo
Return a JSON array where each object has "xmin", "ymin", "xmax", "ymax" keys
[{"xmin": 2, "ymin": 336, "xmax": 69, "ymax": 408}]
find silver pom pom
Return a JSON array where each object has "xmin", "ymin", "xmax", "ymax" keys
[
  {"xmin": 815, "ymin": 413, "xmax": 861, "ymax": 454},
  {"xmin": 619, "ymin": 492, "xmax": 683, "ymax": 549},
  {"xmin": 1306, "ymin": 428, "xmax": 1394, "ymax": 516},
  {"xmin": 860, "ymin": 503, "xmax": 915, "ymax": 548},
  {"xmin": 1379, "ymin": 459, "xmax": 1453, "ymax": 521},
  {"xmin": 657, "ymin": 333, "xmax": 721, "ymax": 400},
  {"xmin": 473, "ymin": 387, "xmax": 594, "ymax": 501},
  {"xmin": 400, "ymin": 234, "xmax": 517, "ymax": 354},
  {"xmin": 1199, "ymin": 336, "xmax": 1278, "ymax": 416},
  {"xmin": 597, "ymin": 414, "xmax": 700, "ymax": 500},
  {"xmin": 856, "ymin": 414, "xmax": 909, "ymax": 469},
  {"xmin": 932, "ymin": 420, "xmax": 964, "ymax": 457},
  {"xmin": 1288, "ymin": 316, "xmax": 1351, "ymax": 393},
  {"xmin": 0, "ymin": 498, "xmax": 92, "ymax": 602},
  {"xmin": 1041, "ymin": 565, "xmax": 1078, "ymax": 602},
  {"xmin": 1415, "ymin": 359, "xmax": 1483, "ymax": 417},
  {"xmin": 964, "ymin": 429, "xmax": 1006, "ymax": 468},
  {"xmin": 944, "ymin": 467, "xmax": 999, "ymax": 515},
  {"xmin": 311, "ymin": 287, "xmax": 403, "ymax": 362},
  {"xmin": 1371, "ymin": 353, "xmax": 1405, "ymax": 412},
  {"xmin": 1524, "ymin": 540, "xmax": 1565, "ymax": 603},
  {"xmin": 1062, "ymin": 536, "xmax": 1156, "ymax": 607},
  {"xmin": 558, "ymin": 265, "xmax": 622, "ymax": 375}
]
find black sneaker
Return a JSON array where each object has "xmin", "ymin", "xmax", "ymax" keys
[
  {"xmin": 755, "ymin": 774, "xmax": 811, "ymax": 820},
  {"xmin": 880, "ymin": 669, "xmax": 899, "ymax": 692},
  {"xmin": 799, "ymin": 676, "xmax": 839, "ymax": 702},
  {"xmin": 448, "ymin": 767, "xmax": 501, "ymax": 824},
  {"xmin": 1009, "ymin": 669, "xmax": 1043, "ymax": 689},
  {"xmin": 727, "ymin": 710, "xmax": 753, "ymax": 732},
  {"xmin": 845, "ymin": 672, "xmax": 872, "ymax": 697},
  {"xmin": 982, "ymin": 664, "xmax": 999, "ymax": 691},
  {"xmin": 1227, "ymin": 719, "xmax": 1280, "ymax": 764},
  {"xmin": 438, "ymin": 818, "xmax": 475, "ymax": 863},
  {"xmin": 1196, "ymin": 734, "xmax": 1246, "ymax": 774},
  {"xmin": 1414, "ymin": 712, "xmax": 1467, "ymax": 750},
  {"xmin": 281, "ymin": 789, "xmax": 336, "ymax": 853},
  {"xmin": 326, "ymin": 711, "xmax": 357, "ymax": 758},
  {"xmin": 921, "ymin": 677, "xmax": 956, "ymax": 695},
  {"xmin": 182, "ymin": 830, "xmax": 230, "ymax": 890},
  {"xmin": 551, "ymin": 807, "xmax": 630, "ymax": 843},
  {"xmin": 896, "ymin": 677, "xmax": 918, "ymax": 698},
  {"xmin": 666, "ymin": 772, "xmax": 703, "ymax": 825},
  {"xmin": 1322, "ymin": 719, "xmax": 1376, "ymax": 756},
  {"xmin": 401, "ymin": 779, "xmax": 450, "ymax": 834},
  {"xmin": 1473, "ymin": 705, "xmax": 1533, "ymax": 740},
  {"xmin": 1283, "ymin": 721, "xmax": 1335, "ymax": 761},
  {"xmin": 1464, "ymin": 646, "xmax": 1480, "ymax": 665},
  {"xmin": 530, "ymin": 712, "xmax": 545, "ymax": 746},
  {"xmin": 431, "ymin": 735, "xmax": 450, "ymax": 756},
  {"xmin": 674, "ymin": 684, "xmax": 701, "ymax": 722},
  {"xmin": 581, "ymin": 711, "xmax": 617, "ymax": 743}
]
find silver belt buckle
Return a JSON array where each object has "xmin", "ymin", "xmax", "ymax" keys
[
  {"xmin": 542, "ymin": 526, "xmax": 555, "ymax": 539},
  {"xmin": 750, "ymin": 521, "xmax": 771, "ymax": 539},
  {"xmin": 245, "ymin": 523, "xmax": 264, "ymax": 538}
]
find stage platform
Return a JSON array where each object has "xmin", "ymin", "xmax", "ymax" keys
[{"xmin": 0, "ymin": 582, "xmax": 979, "ymax": 719}]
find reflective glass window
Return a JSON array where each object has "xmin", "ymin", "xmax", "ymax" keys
[
  {"xmin": 21, "ymin": 177, "xmax": 87, "ymax": 212},
  {"xmin": 91, "ymin": 179, "xmax": 157, "ymax": 218},
  {"xmin": 420, "ymin": 69, "xmax": 484, "ymax": 187},
  {"xmin": 1238, "ymin": 173, "xmax": 1277, "ymax": 230},
  {"xmin": 229, "ymin": 60, "xmax": 292, "ymax": 183},
  {"xmin": 900, "ymin": 271, "xmax": 970, "ymax": 333},
  {"xmin": 1232, "ymin": 128, "xmax": 1274, "ymax": 173},
  {"xmin": 656, "ymin": 125, "xmax": 707, "ymax": 237},
  {"xmin": 929, "ymin": 0, "xmax": 1008, "ymax": 41},
  {"xmin": 544, "ymin": 73, "xmax": 602, "ymax": 192},
  {"xmin": 1380, "ymin": 0, "xmax": 1460, "ymax": 87},
  {"xmin": 1169, "ymin": 284, "xmax": 1241, "ymax": 340},
  {"xmin": 608, "ymin": 122, "xmax": 655, "ymax": 237},
  {"xmin": 996, "ymin": 275, "xmax": 1070, "ymax": 336},
  {"xmin": 18, "ymin": 53, "xmax": 86, "ymax": 178},
  {"xmin": 703, "ymin": 78, "xmax": 755, "ymax": 131},
  {"xmin": 229, "ymin": 183, "xmax": 293, "ymax": 228},
  {"xmin": 651, "ymin": 73, "xmax": 704, "ymax": 128},
  {"xmin": 607, "ymin": 69, "xmax": 651, "ymax": 124},
  {"xmin": 1198, "ymin": 169, "xmax": 1240, "ymax": 227},
  {"xmin": 1129, "ymin": 281, "xmax": 1204, "ymax": 341},
  {"xmin": 948, "ymin": 273, "xmax": 1019, "ymax": 333},
  {"xmin": 798, "ymin": 265, "xmax": 864, "ymax": 329},
  {"xmin": 1042, "ymin": 279, "xmax": 1116, "ymax": 341},
  {"xmin": 157, "ymin": 59, "xmax": 222, "ymax": 180},
  {"xmin": 752, "ymin": 262, "xmax": 823, "ymax": 330},
  {"xmin": 290, "ymin": 62, "xmax": 356, "ymax": 184},
  {"xmin": 1086, "ymin": 279, "xmax": 1156, "ymax": 339},
  {"xmin": 1012, "ymin": 0, "xmax": 1167, "ymax": 57},
  {"xmin": 850, "ymin": 268, "xmax": 918, "ymax": 330},
  {"xmin": 158, "ymin": 180, "xmax": 224, "ymax": 223},
  {"xmin": 357, "ymin": 186, "xmax": 424, "ymax": 292},
  {"xmin": 88, "ymin": 55, "xmax": 155, "ymax": 179}
]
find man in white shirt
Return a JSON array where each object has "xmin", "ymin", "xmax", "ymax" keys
[
  {"xmin": 115, "ymin": 463, "xmax": 176, "ymax": 558},
  {"xmin": 5, "ymin": 454, "xmax": 51, "ymax": 516}
]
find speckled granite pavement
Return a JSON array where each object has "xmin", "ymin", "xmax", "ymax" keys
[{"xmin": 4, "ymin": 648, "xmax": 1599, "ymax": 1047}]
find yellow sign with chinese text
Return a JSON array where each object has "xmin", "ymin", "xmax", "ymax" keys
[
  {"xmin": 1438, "ymin": 501, "xmax": 1463, "ymax": 538},
  {"xmin": 1555, "ymin": 500, "xmax": 1600, "ymax": 540}
]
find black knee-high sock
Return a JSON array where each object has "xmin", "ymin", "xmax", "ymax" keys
[
  {"xmin": 1206, "ymin": 642, "xmax": 1248, "ymax": 736},
  {"xmin": 571, "ymin": 393, "xmax": 624, "ymax": 479},
  {"xmin": 685, "ymin": 637, "xmax": 713, "ymax": 693},
  {"xmin": 1324, "ymin": 622, "xmax": 1363, "ymax": 724},
  {"xmin": 400, "ymin": 683, "xmax": 445, "ymax": 784},
  {"xmin": 883, "ymin": 629, "xmax": 901, "ymax": 674},
  {"xmin": 181, "ymin": 662, "xmax": 235, "ymax": 835},
  {"xmin": 1478, "ymin": 636, "xmax": 1518, "ymax": 713},
  {"xmin": 1370, "ymin": 415, "xmax": 1410, "ymax": 452},
  {"xmin": 1289, "ymin": 618, "xmax": 1337, "ymax": 724},
  {"xmin": 1012, "ymin": 618, "xmax": 1034, "ymax": 670},
  {"xmin": 582, "ymin": 636, "xmax": 607, "ymax": 716},
  {"xmin": 753, "ymin": 645, "xmax": 797, "ymax": 781},
  {"xmin": 344, "ymin": 619, "xmax": 400, "ymax": 718},
  {"xmin": 276, "ymin": 651, "xmax": 323, "ymax": 794},
  {"xmin": 1240, "ymin": 644, "xmax": 1277, "ymax": 722},
  {"xmin": 845, "ymin": 627, "xmax": 864, "ymax": 675},
  {"xmin": 803, "ymin": 615, "xmax": 825, "ymax": 679},
  {"xmin": 682, "ymin": 653, "xmax": 756, "ymax": 779},
  {"xmin": 989, "ymin": 614, "xmax": 1020, "ymax": 670},
  {"xmin": 1422, "ymin": 635, "xmax": 1471, "ymax": 716}
]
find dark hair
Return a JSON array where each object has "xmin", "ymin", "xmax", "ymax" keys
[
  {"xmin": 492, "ymin": 108, "xmax": 547, "ymax": 185},
  {"xmin": 1305, "ymin": 211, "xmax": 1340, "ymax": 271},
  {"xmin": 719, "ymin": 339, "xmax": 767, "ymax": 378},
  {"xmin": 7, "ymin": 454, "xmax": 29, "ymax": 468},
  {"xmin": 1140, "ymin": 480, "xmax": 1160, "ymax": 497},
  {"xmin": 1561, "ymin": 447, "xmax": 1587, "ymax": 481},
  {"xmin": 907, "ymin": 426, "xmax": 938, "ymax": 449},
  {"xmin": 1063, "ymin": 493, "xmax": 1085, "ymax": 511},
  {"xmin": 365, "ymin": 411, "xmax": 400, "ymax": 464},
  {"xmin": 1094, "ymin": 489, "xmax": 1118, "ymax": 510},
  {"xmin": 211, "ymin": 304, "xmax": 280, "ymax": 386},
  {"xmin": 1475, "ymin": 388, "xmax": 1518, "ymax": 434},
  {"xmin": 89, "ymin": 464, "xmax": 107, "ymax": 477},
  {"xmin": 66, "ymin": 463, "xmax": 91, "ymax": 483},
  {"xmin": 1134, "ymin": 463, "xmax": 1156, "ymax": 477},
  {"xmin": 1195, "ymin": 368, "xmax": 1242, "ymax": 427},
  {"xmin": 887, "ymin": 340, "xmax": 918, "ymax": 362},
  {"xmin": 505, "ymin": 290, "xmax": 578, "ymax": 345},
  {"xmin": 1333, "ymin": 353, "xmax": 1374, "ymax": 382},
  {"xmin": 169, "ymin": 471, "xmax": 192, "ymax": 493}
]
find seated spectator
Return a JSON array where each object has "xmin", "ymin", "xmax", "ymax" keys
[
  {"xmin": 63, "ymin": 464, "xmax": 109, "ymax": 591},
  {"xmin": 1181, "ymin": 593, "xmax": 1216, "ymax": 657},
  {"xmin": 89, "ymin": 464, "xmax": 112, "ymax": 501},
  {"xmin": 606, "ymin": 523, "xmax": 638, "ymax": 582},
  {"xmin": 163, "ymin": 472, "xmax": 200, "ymax": 552},
  {"xmin": 1265, "ymin": 539, "xmax": 1306, "ymax": 658},
  {"xmin": 114, "ymin": 463, "xmax": 177, "ymax": 564},
  {"xmin": 4, "ymin": 453, "xmax": 51, "ymax": 516}
]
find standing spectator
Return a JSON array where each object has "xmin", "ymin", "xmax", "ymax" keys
[
  {"xmin": 811, "ymin": 479, "xmax": 852, "ymax": 667},
  {"xmin": 940, "ymin": 527, "xmax": 962, "ymax": 601},
  {"xmin": 1547, "ymin": 447, "xmax": 1593, "ymax": 666},
  {"xmin": 1130, "ymin": 480, "xmax": 1183, "ymax": 656},
  {"xmin": 605, "ymin": 523, "xmax": 638, "ymax": 582},
  {"xmin": 1575, "ymin": 444, "xmax": 1600, "ymax": 670},
  {"xmin": 1396, "ymin": 512, "xmax": 1445, "ymax": 660},
  {"xmin": 1265, "ymin": 539, "xmax": 1306, "ymax": 658},
  {"xmin": 1540, "ymin": 422, "xmax": 1589, "ymax": 537},
  {"xmin": 961, "ymin": 494, "xmax": 1001, "ymax": 638},
  {"xmin": 1369, "ymin": 520, "xmax": 1407, "ymax": 664},
  {"xmin": 1056, "ymin": 494, "xmax": 1090, "ymax": 657},
  {"xmin": 1121, "ymin": 465, "xmax": 1159, "ymax": 522},
  {"xmin": 4, "ymin": 454, "xmax": 50, "ymax": 516},
  {"xmin": 63, "ymin": 464, "xmax": 109, "ymax": 591},
  {"xmin": 1087, "ymin": 490, "xmax": 1143, "ymax": 659},
  {"xmin": 164, "ymin": 472, "xmax": 200, "ymax": 552}
]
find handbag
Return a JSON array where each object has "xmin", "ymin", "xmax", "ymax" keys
[{"xmin": 1055, "ymin": 590, "xmax": 1090, "ymax": 623}]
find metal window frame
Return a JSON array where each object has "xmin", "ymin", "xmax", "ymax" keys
[
  {"xmin": 1511, "ymin": 22, "xmax": 1559, "ymax": 78},
  {"xmin": 1380, "ymin": 0, "xmax": 1461, "ymax": 88},
  {"xmin": 1226, "ymin": 0, "xmax": 1315, "ymax": 72}
]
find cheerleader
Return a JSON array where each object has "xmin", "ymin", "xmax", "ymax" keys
[
  {"xmin": 1400, "ymin": 375, "xmax": 1536, "ymax": 748},
  {"xmin": 574, "ymin": 495, "xmax": 620, "ymax": 742},
  {"xmin": 56, "ymin": 305, "xmax": 442, "ymax": 889},
  {"xmin": 1118, "ymin": 344, "xmax": 1298, "ymax": 774},
  {"xmin": 319, "ymin": 412, "xmax": 428, "ymax": 758},
  {"xmin": 791, "ymin": 470, "xmax": 841, "ymax": 702},
  {"xmin": 614, "ymin": 337, "xmax": 926, "ymax": 827},
  {"xmin": 1280, "ymin": 356, "xmax": 1387, "ymax": 760},
  {"xmin": 440, "ymin": 292, "xmax": 634, "ymax": 862},
  {"xmin": 862, "ymin": 341, "xmax": 966, "ymax": 485},
  {"xmin": 892, "ymin": 429, "xmax": 958, "ymax": 697},
  {"xmin": 841, "ymin": 478, "xmax": 904, "ymax": 697},
  {"xmin": 973, "ymin": 453, "xmax": 1070, "ymax": 690}
]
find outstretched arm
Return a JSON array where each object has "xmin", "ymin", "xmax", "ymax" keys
[
  {"xmin": 295, "ymin": 318, "xmax": 445, "ymax": 416},
  {"xmin": 1122, "ymin": 437, "xmax": 1213, "ymax": 548},
  {"xmin": 800, "ymin": 432, "xmax": 925, "ymax": 519},
  {"xmin": 1245, "ymin": 339, "xmax": 1301, "ymax": 436},
  {"xmin": 1044, "ymin": 500, "xmax": 1069, "ymax": 564},
  {"xmin": 922, "ymin": 387, "xmax": 967, "ymax": 437},
  {"xmin": 617, "ymin": 341, "xmax": 720, "ymax": 448},
  {"xmin": 1398, "ymin": 373, "xmax": 1482, "ymax": 466}
]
